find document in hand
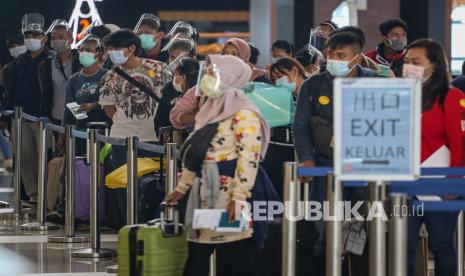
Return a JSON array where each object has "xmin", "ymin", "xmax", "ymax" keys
[
  {"xmin": 417, "ymin": 145, "xmax": 451, "ymax": 202},
  {"xmin": 193, "ymin": 209, "xmax": 250, "ymax": 233},
  {"xmin": 66, "ymin": 102, "xmax": 88, "ymax": 120}
]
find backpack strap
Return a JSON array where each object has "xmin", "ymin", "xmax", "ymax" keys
[{"xmin": 113, "ymin": 67, "xmax": 161, "ymax": 103}]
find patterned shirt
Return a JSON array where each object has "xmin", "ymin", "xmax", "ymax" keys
[
  {"xmin": 99, "ymin": 59, "xmax": 165, "ymax": 141},
  {"xmin": 176, "ymin": 109, "xmax": 262, "ymax": 244}
]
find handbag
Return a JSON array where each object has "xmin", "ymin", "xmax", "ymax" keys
[
  {"xmin": 310, "ymin": 116, "xmax": 333, "ymax": 158},
  {"xmin": 308, "ymin": 74, "xmax": 333, "ymax": 159},
  {"xmin": 242, "ymin": 82, "xmax": 295, "ymax": 128},
  {"xmin": 179, "ymin": 123, "xmax": 219, "ymax": 173}
]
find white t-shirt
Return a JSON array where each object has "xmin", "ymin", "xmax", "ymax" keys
[{"xmin": 99, "ymin": 59, "xmax": 165, "ymax": 141}]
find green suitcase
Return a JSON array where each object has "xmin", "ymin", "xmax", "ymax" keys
[{"xmin": 117, "ymin": 210, "xmax": 188, "ymax": 276}]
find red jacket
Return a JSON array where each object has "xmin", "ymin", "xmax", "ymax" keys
[
  {"xmin": 365, "ymin": 43, "xmax": 404, "ymax": 66},
  {"xmin": 421, "ymin": 88, "xmax": 465, "ymax": 166}
]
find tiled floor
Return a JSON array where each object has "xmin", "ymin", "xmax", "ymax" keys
[{"xmin": 0, "ymin": 223, "xmax": 118, "ymax": 275}]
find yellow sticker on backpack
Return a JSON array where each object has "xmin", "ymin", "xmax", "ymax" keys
[{"xmin": 319, "ymin": 96, "xmax": 330, "ymax": 105}]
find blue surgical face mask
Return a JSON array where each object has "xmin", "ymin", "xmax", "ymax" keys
[
  {"xmin": 109, "ymin": 50, "xmax": 129, "ymax": 65},
  {"xmin": 25, "ymin": 38, "xmax": 43, "ymax": 52},
  {"xmin": 276, "ymin": 76, "xmax": 296, "ymax": 92},
  {"xmin": 326, "ymin": 59, "xmax": 351, "ymax": 77}
]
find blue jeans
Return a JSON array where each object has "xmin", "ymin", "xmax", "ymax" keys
[
  {"xmin": 407, "ymin": 206, "xmax": 458, "ymax": 276},
  {"xmin": 111, "ymin": 144, "xmax": 161, "ymax": 224},
  {"xmin": 0, "ymin": 134, "xmax": 12, "ymax": 159}
]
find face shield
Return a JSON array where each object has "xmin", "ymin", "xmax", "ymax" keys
[
  {"xmin": 46, "ymin": 19, "xmax": 70, "ymax": 35},
  {"xmin": 134, "ymin": 13, "xmax": 161, "ymax": 34},
  {"xmin": 195, "ymin": 59, "xmax": 227, "ymax": 99},
  {"xmin": 22, "ymin": 13, "xmax": 45, "ymax": 35},
  {"xmin": 166, "ymin": 21, "xmax": 195, "ymax": 40},
  {"xmin": 309, "ymin": 28, "xmax": 328, "ymax": 52},
  {"xmin": 162, "ymin": 38, "xmax": 195, "ymax": 57},
  {"xmin": 162, "ymin": 51, "xmax": 189, "ymax": 86}
]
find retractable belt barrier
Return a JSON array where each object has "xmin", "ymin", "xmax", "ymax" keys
[
  {"xmin": 293, "ymin": 165, "xmax": 465, "ymax": 276},
  {"xmin": 7, "ymin": 108, "xmax": 181, "ymax": 263}
]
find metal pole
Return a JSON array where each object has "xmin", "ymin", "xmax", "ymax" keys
[
  {"xmin": 165, "ymin": 143, "xmax": 177, "ymax": 221},
  {"xmin": 12, "ymin": 107, "xmax": 22, "ymax": 214},
  {"xmin": 49, "ymin": 125, "xmax": 89, "ymax": 243},
  {"xmin": 126, "ymin": 136, "xmax": 138, "ymax": 225},
  {"xmin": 20, "ymin": 120, "xmax": 59, "ymax": 232},
  {"xmin": 458, "ymin": 211, "xmax": 464, "ymax": 276},
  {"xmin": 282, "ymin": 162, "xmax": 298, "ymax": 276},
  {"xmin": 388, "ymin": 193, "xmax": 407, "ymax": 276},
  {"xmin": 209, "ymin": 251, "xmax": 217, "ymax": 276},
  {"xmin": 72, "ymin": 128, "xmax": 115, "ymax": 258},
  {"xmin": 369, "ymin": 181, "xmax": 387, "ymax": 276},
  {"xmin": 326, "ymin": 173, "xmax": 343, "ymax": 276}
]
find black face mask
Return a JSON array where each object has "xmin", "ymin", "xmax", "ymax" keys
[{"xmin": 310, "ymin": 35, "xmax": 327, "ymax": 52}]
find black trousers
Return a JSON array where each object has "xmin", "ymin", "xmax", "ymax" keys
[{"xmin": 183, "ymin": 238, "xmax": 264, "ymax": 276}]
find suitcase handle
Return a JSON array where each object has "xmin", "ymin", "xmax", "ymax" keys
[{"xmin": 148, "ymin": 202, "xmax": 184, "ymax": 238}]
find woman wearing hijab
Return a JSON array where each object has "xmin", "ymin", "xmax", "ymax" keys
[
  {"xmin": 166, "ymin": 55, "xmax": 276, "ymax": 276},
  {"xmin": 169, "ymin": 37, "xmax": 272, "ymax": 130},
  {"xmin": 222, "ymin": 37, "xmax": 270, "ymax": 83}
]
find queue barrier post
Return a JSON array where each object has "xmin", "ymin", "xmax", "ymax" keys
[
  {"xmin": 209, "ymin": 251, "xmax": 217, "ymax": 276},
  {"xmin": 12, "ymin": 107, "xmax": 22, "ymax": 215},
  {"xmin": 165, "ymin": 143, "xmax": 177, "ymax": 222},
  {"xmin": 326, "ymin": 173, "xmax": 343, "ymax": 276},
  {"xmin": 72, "ymin": 128, "xmax": 115, "ymax": 258},
  {"xmin": 282, "ymin": 162, "xmax": 298, "ymax": 276},
  {"xmin": 388, "ymin": 193, "xmax": 408, "ymax": 276},
  {"xmin": 126, "ymin": 136, "xmax": 138, "ymax": 225},
  {"xmin": 20, "ymin": 119, "xmax": 59, "ymax": 232},
  {"xmin": 49, "ymin": 125, "xmax": 89, "ymax": 243},
  {"xmin": 369, "ymin": 181, "xmax": 387, "ymax": 276},
  {"xmin": 458, "ymin": 211, "xmax": 464, "ymax": 276}
]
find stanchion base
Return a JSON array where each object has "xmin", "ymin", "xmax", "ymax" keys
[
  {"xmin": 106, "ymin": 265, "xmax": 118, "ymax": 273},
  {"xmin": 71, "ymin": 248, "xmax": 116, "ymax": 258},
  {"xmin": 0, "ymin": 225, "xmax": 13, "ymax": 232},
  {"xmin": 20, "ymin": 222, "xmax": 60, "ymax": 232},
  {"xmin": 48, "ymin": 236, "xmax": 90, "ymax": 243}
]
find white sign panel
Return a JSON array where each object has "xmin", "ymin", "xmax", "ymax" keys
[{"xmin": 334, "ymin": 78, "xmax": 421, "ymax": 181}]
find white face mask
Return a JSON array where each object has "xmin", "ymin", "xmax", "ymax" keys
[
  {"xmin": 172, "ymin": 75, "xmax": 184, "ymax": 93},
  {"xmin": 109, "ymin": 50, "xmax": 129, "ymax": 65},
  {"xmin": 200, "ymin": 75, "xmax": 223, "ymax": 99},
  {"xmin": 9, "ymin": 45, "xmax": 27, "ymax": 58},
  {"xmin": 24, "ymin": 38, "xmax": 43, "ymax": 52}
]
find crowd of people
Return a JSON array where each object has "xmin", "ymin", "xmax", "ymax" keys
[{"xmin": 1, "ymin": 12, "xmax": 464, "ymax": 276}]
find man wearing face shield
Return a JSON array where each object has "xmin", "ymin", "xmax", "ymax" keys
[
  {"xmin": 134, "ymin": 13, "xmax": 169, "ymax": 63},
  {"xmin": 308, "ymin": 21, "xmax": 339, "ymax": 53},
  {"xmin": 365, "ymin": 18, "xmax": 408, "ymax": 76},
  {"xmin": 4, "ymin": 13, "xmax": 50, "ymax": 205},
  {"xmin": 38, "ymin": 20, "xmax": 81, "ymax": 126}
]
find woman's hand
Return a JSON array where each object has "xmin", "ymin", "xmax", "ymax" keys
[
  {"xmin": 165, "ymin": 191, "xmax": 185, "ymax": 206},
  {"xmin": 227, "ymin": 200, "xmax": 240, "ymax": 222},
  {"xmin": 298, "ymin": 160, "xmax": 315, "ymax": 183},
  {"xmin": 79, "ymin": 103, "xmax": 99, "ymax": 113}
]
